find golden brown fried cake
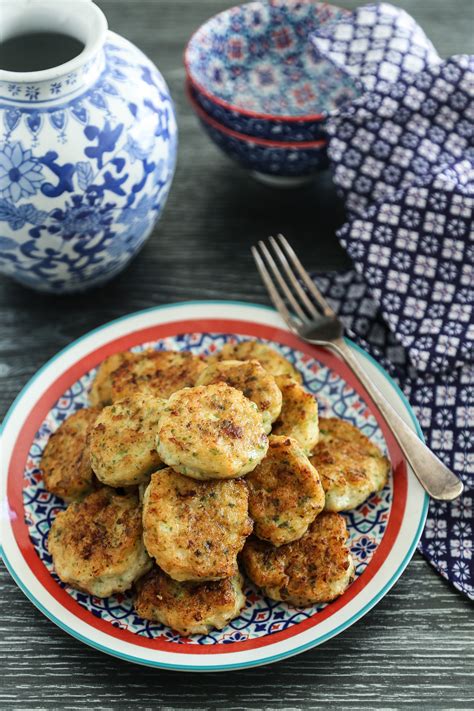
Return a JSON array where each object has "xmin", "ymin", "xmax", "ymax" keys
[
  {"xmin": 156, "ymin": 383, "xmax": 269, "ymax": 480},
  {"xmin": 142, "ymin": 468, "xmax": 252, "ymax": 581},
  {"xmin": 89, "ymin": 393, "xmax": 166, "ymax": 487},
  {"xmin": 246, "ymin": 435, "xmax": 325, "ymax": 546},
  {"xmin": 242, "ymin": 512, "xmax": 355, "ymax": 606},
  {"xmin": 311, "ymin": 417, "xmax": 390, "ymax": 511},
  {"xmin": 272, "ymin": 374, "xmax": 319, "ymax": 453},
  {"xmin": 135, "ymin": 568, "xmax": 246, "ymax": 636},
  {"xmin": 110, "ymin": 349, "xmax": 207, "ymax": 402},
  {"xmin": 196, "ymin": 359, "xmax": 282, "ymax": 432},
  {"xmin": 89, "ymin": 351, "xmax": 139, "ymax": 407},
  {"xmin": 218, "ymin": 341, "xmax": 302, "ymax": 382},
  {"xmin": 41, "ymin": 407, "xmax": 100, "ymax": 502},
  {"xmin": 48, "ymin": 488, "xmax": 151, "ymax": 597}
]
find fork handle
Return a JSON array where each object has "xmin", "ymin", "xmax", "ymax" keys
[{"xmin": 324, "ymin": 338, "xmax": 464, "ymax": 501}]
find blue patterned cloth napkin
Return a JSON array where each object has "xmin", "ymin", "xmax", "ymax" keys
[{"xmin": 309, "ymin": 3, "xmax": 473, "ymax": 599}]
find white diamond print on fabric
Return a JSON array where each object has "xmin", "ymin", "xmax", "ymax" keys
[
  {"xmin": 313, "ymin": 271, "xmax": 473, "ymax": 601},
  {"xmin": 325, "ymin": 57, "xmax": 474, "ymax": 216},
  {"xmin": 324, "ymin": 56, "xmax": 474, "ymax": 374},
  {"xmin": 337, "ymin": 163, "xmax": 474, "ymax": 374},
  {"xmin": 309, "ymin": 5, "xmax": 473, "ymax": 600},
  {"xmin": 311, "ymin": 2, "xmax": 441, "ymax": 94}
]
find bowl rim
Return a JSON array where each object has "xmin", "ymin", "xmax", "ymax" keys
[
  {"xmin": 183, "ymin": 0, "xmax": 349, "ymax": 123},
  {"xmin": 186, "ymin": 81, "xmax": 328, "ymax": 149}
]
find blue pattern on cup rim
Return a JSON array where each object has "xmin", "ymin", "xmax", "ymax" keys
[{"xmin": 184, "ymin": 0, "xmax": 361, "ymax": 140}]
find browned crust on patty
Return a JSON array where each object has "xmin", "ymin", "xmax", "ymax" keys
[
  {"xmin": 272, "ymin": 374, "xmax": 319, "ymax": 453},
  {"xmin": 156, "ymin": 383, "xmax": 269, "ymax": 479},
  {"xmin": 217, "ymin": 341, "xmax": 303, "ymax": 382},
  {"xmin": 246, "ymin": 435, "xmax": 325, "ymax": 546},
  {"xmin": 89, "ymin": 351, "xmax": 139, "ymax": 407},
  {"xmin": 134, "ymin": 567, "xmax": 246, "ymax": 636},
  {"xmin": 196, "ymin": 359, "xmax": 282, "ymax": 428},
  {"xmin": 41, "ymin": 407, "xmax": 101, "ymax": 502},
  {"xmin": 89, "ymin": 393, "xmax": 165, "ymax": 487},
  {"xmin": 142, "ymin": 468, "xmax": 253, "ymax": 581},
  {"xmin": 310, "ymin": 418, "xmax": 390, "ymax": 511},
  {"xmin": 110, "ymin": 350, "xmax": 207, "ymax": 401},
  {"xmin": 48, "ymin": 488, "xmax": 151, "ymax": 596},
  {"xmin": 242, "ymin": 512, "xmax": 354, "ymax": 606}
]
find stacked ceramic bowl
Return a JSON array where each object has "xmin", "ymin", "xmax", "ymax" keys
[{"xmin": 185, "ymin": 0, "xmax": 359, "ymax": 186}]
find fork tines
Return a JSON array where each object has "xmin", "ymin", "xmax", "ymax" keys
[{"xmin": 252, "ymin": 234, "xmax": 336, "ymax": 327}]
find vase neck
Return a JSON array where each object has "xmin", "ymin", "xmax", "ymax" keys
[
  {"xmin": 0, "ymin": 52, "xmax": 106, "ymax": 104},
  {"xmin": 0, "ymin": 0, "xmax": 108, "ymax": 104}
]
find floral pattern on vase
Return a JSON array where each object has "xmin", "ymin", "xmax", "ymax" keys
[{"xmin": 0, "ymin": 36, "xmax": 177, "ymax": 293}]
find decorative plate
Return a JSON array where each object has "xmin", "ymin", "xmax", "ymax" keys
[{"xmin": 0, "ymin": 301, "xmax": 428, "ymax": 671}]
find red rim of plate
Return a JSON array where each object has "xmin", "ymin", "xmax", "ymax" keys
[
  {"xmin": 186, "ymin": 82, "xmax": 328, "ymax": 149},
  {"xmin": 183, "ymin": 2, "xmax": 350, "ymax": 122},
  {"xmin": 6, "ymin": 317, "xmax": 407, "ymax": 656}
]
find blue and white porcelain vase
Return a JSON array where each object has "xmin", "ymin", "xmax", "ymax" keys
[{"xmin": 0, "ymin": 0, "xmax": 177, "ymax": 293}]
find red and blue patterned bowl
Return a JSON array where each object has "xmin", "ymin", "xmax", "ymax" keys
[
  {"xmin": 184, "ymin": 0, "xmax": 360, "ymax": 142},
  {"xmin": 186, "ymin": 82, "xmax": 328, "ymax": 185}
]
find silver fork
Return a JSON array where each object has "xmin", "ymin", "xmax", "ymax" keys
[{"xmin": 252, "ymin": 234, "xmax": 463, "ymax": 501}]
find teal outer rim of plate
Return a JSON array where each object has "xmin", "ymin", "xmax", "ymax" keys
[{"xmin": 0, "ymin": 299, "xmax": 429, "ymax": 672}]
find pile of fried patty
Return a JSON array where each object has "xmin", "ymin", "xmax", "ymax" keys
[{"xmin": 42, "ymin": 340, "xmax": 389, "ymax": 636}]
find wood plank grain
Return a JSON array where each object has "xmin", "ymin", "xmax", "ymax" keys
[{"xmin": 1, "ymin": 556, "xmax": 473, "ymax": 709}]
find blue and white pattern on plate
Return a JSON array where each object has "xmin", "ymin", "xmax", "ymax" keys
[
  {"xmin": 185, "ymin": 0, "xmax": 360, "ymax": 126},
  {"xmin": 24, "ymin": 332, "xmax": 392, "ymax": 644},
  {"xmin": 0, "ymin": 34, "xmax": 177, "ymax": 294},
  {"xmin": 310, "ymin": 3, "xmax": 473, "ymax": 599}
]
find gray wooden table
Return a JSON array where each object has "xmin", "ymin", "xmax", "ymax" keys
[{"xmin": 1, "ymin": 1, "xmax": 473, "ymax": 708}]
